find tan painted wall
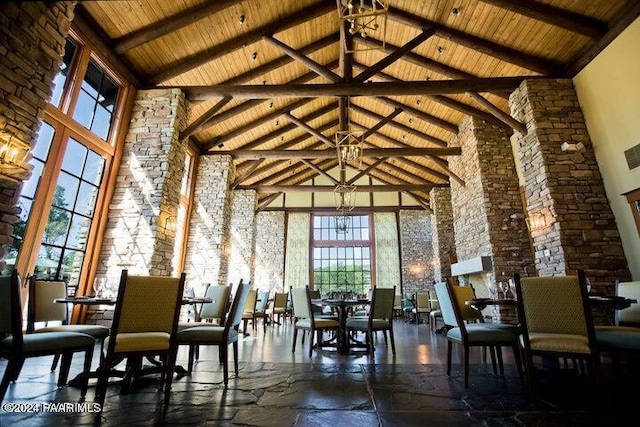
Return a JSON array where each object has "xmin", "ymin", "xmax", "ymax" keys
[{"xmin": 573, "ymin": 18, "xmax": 640, "ymax": 280}]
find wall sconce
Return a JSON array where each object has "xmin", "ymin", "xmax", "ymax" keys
[
  {"xmin": 163, "ymin": 215, "xmax": 177, "ymax": 234},
  {"xmin": 561, "ymin": 141, "xmax": 585, "ymax": 152},
  {"xmin": 0, "ymin": 132, "xmax": 29, "ymax": 165},
  {"xmin": 526, "ymin": 212, "xmax": 547, "ymax": 231}
]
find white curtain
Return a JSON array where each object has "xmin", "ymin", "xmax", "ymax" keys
[
  {"xmin": 374, "ymin": 212, "xmax": 400, "ymax": 289},
  {"xmin": 284, "ymin": 213, "xmax": 310, "ymax": 290}
]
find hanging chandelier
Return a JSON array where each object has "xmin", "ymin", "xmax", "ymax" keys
[
  {"xmin": 334, "ymin": 184, "xmax": 357, "ymax": 234},
  {"xmin": 338, "ymin": 0, "xmax": 389, "ymax": 52},
  {"xmin": 335, "ymin": 130, "xmax": 364, "ymax": 170}
]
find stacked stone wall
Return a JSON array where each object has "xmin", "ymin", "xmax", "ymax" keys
[
  {"xmin": 228, "ymin": 189, "xmax": 257, "ymax": 287},
  {"xmin": 429, "ymin": 188, "xmax": 455, "ymax": 282},
  {"xmin": 254, "ymin": 211, "xmax": 285, "ymax": 292},
  {"xmin": 399, "ymin": 210, "xmax": 433, "ymax": 294}
]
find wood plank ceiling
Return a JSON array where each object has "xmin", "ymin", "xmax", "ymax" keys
[{"xmin": 77, "ymin": 0, "xmax": 639, "ymax": 211}]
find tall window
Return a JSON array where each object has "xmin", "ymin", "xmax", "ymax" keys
[
  {"xmin": 312, "ymin": 214, "xmax": 372, "ymax": 296},
  {"xmin": 5, "ymin": 28, "xmax": 130, "ymax": 296}
]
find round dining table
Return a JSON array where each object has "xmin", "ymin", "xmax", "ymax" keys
[{"xmin": 313, "ymin": 298, "xmax": 369, "ymax": 355}]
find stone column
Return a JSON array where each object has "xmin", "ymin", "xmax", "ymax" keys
[
  {"xmin": 429, "ymin": 188, "xmax": 455, "ymax": 282},
  {"xmin": 228, "ymin": 189, "xmax": 257, "ymax": 287},
  {"xmin": 97, "ymin": 89, "xmax": 188, "ymax": 279},
  {"xmin": 510, "ymin": 79, "xmax": 631, "ymax": 288},
  {"xmin": 0, "ymin": 2, "xmax": 74, "ymax": 270},
  {"xmin": 254, "ymin": 211, "xmax": 285, "ymax": 292},
  {"xmin": 399, "ymin": 210, "xmax": 433, "ymax": 294},
  {"xmin": 183, "ymin": 155, "xmax": 234, "ymax": 292},
  {"xmin": 449, "ymin": 116, "xmax": 534, "ymax": 290}
]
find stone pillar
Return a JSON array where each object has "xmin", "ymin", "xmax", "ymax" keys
[
  {"xmin": 183, "ymin": 155, "xmax": 234, "ymax": 292},
  {"xmin": 228, "ymin": 189, "xmax": 257, "ymax": 287},
  {"xmin": 254, "ymin": 211, "xmax": 285, "ymax": 292},
  {"xmin": 97, "ymin": 89, "xmax": 188, "ymax": 280},
  {"xmin": 429, "ymin": 188, "xmax": 455, "ymax": 282},
  {"xmin": 399, "ymin": 210, "xmax": 433, "ymax": 294},
  {"xmin": 449, "ymin": 116, "xmax": 534, "ymax": 291},
  {"xmin": 509, "ymin": 79, "xmax": 631, "ymax": 288},
  {"xmin": 0, "ymin": 2, "xmax": 74, "ymax": 270}
]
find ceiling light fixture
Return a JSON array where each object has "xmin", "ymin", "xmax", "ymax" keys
[
  {"xmin": 334, "ymin": 184, "xmax": 357, "ymax": 234},
  {"xmin": 335, "ymin": 130, "xmax": 364, "ymax": 170},
  {"xmin": 339, "ymin": 0, "xmax": 389, "ymax": 52}
]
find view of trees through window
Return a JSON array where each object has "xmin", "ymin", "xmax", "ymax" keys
[{"xmin": 312, "ymin": 214, "xmax": 372, "ymax": 297}]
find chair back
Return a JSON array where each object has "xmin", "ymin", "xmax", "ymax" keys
[
  {"xmin": 243, "ymin": 289, "xmax": 257, "ymax": 315},
  {"xmin": 110, "ymin": 270, "xmax": 186, "ymax": 336},
  {"xmin": 200, "ymin": 285, "xmax": 231, "ymax": 323},
  {"xmin": 453, "ymin": 285, "xmax": 483, "ymax": 322},
  {"xmin": 370, "ymin": 286, "xmax": 395, "ymax": 320},
  {"xmin": 434, "ymin": 282, "xmax": 460, "ymax": 329},
  {"xmin": 415, "ymin": 292, "xmax": 429, "ymax": 311},
  {"xmin": 0, "ymin": 271, "xmax": 23, "ymax": 347},
  {"xmin": 516, "ymin": 273, "xmax": 592, "ymax": 336},
  {"xmin": 27, "ymin": 277, "xmax": 68, "ymax": 331},
  {"xmin": 616, "ymin": 281, "xmax": 640, "ymax": 327},
  {"xmin": 256, "ymin": 290, "xmax": 270, "ymax": 313},
  {"xmin": 272, "ymin": 292, "xmax": 288, "ymax": 311},
  {"xmin": 428, "ymin": 290, "xmax": 440, "ymax": 311},
  {"xmin": 225, "ymin": 280, "xmax": 252, "ymax": 332},
  {"xmin": 291, "ymin": 287, "xmax": 312, "ymax": 319}
]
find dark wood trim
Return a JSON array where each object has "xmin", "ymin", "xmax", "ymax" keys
[
  {"xmin": 238, "ymin": 184, "xmax": 447, "ymax": 193},
  {"xmin": 206, "ymin": 147, "xmax": 461, "ymax": 160},
  {"xmin": 264, "ymin": 35, "xmax": 342, "ymax": 83}
]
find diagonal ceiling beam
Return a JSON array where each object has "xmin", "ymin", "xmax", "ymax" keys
[
  {"xmin": 184, "ymin": 76, "xmax": 535, "ymax": 100},
  {"xmin": 387, "ymin": 5, "xmax": 562, "ymax": 75},
  {"xmin": 231, "ymin": 159, "xmax": 265, "ymax": 189},
  {"xmin": 113, "ymin": 0, "xmax": 243, "ymax": 53},
  {"xmin": 302, "ymin": 159, "xmax": 339, "ymax": 185},
  {"xmin": 355, "ymin": 29, "xmax": 436, "ymax": 83},
  {"xmin": 283, "ymin": 112, "xmax": 336, "ymax": 148},
  {"xmin": 362, "ymin": 108, "xmax": 403, "ymax": 139},
  {"xmin": 149, "ymin": 1, "xmax": 334, "ymax": 84},
  {"xmin": 181, "ymin": 96, "xmax": 233, "ymax": 140},
  {"xmin": 375, "ymin": 97, "xmax": 458, "ymax": 134},
  {"xmin": 347, "ymin": 158, "xmax": 387, "ymax": 184},
  {"xmin": 264, "ymin": 35, "xmax": 342, "ymax": 83},
  {"xmin": 350, "ymin": 104, "xmax": 449, "ymax": 147},
  {"xmin": 477, "ymin": 0, "xmax": 608, "ymax": 38}
]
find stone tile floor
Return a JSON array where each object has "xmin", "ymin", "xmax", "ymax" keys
[{"xmin": 1, "ymin": 320, "xmax": 637, "ymax": 426}]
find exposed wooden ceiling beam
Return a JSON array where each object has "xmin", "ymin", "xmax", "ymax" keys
[
  {"xmin": 347, "ymin": 158, "xmax": 387, "ymax": 184},
  {"xmin": 284, "ymin": 112, "xmax": 336, "ymax": 148},
  {"xmin": 375, "ymin": 97, "xmax": 458, "ymax": 134},
  {"xmin": 355, "ymin": 29, "xmax": 435, "ymax": 83},
  {"xmin": 302, "ymin": 159, "xmax": 339, "ymax": 185},
  {"xmin": 237, "ymin": 184, "xmax": 446, "ymax": 193},
  {"xmin": 362, "ymin": 108, "xmax": 403, "ymax": 139},
  {"xmin": 387, "ymin": 6, "xmax": 562, "ymax": 75},
  {"xmin": 181, "ymin": 96, "xmax": 232, "ymax": 140},
  {"xmin": 113, "ymin": 0, "xmax": 243, "ymax": 53},
  {"xmin": 206, "ymin": 147, "xmax": 461, "ymax": 159},
  {"xmin": 149, "ymin": 1, "xmax": 334, "ymax": 84},
  {"xmin": 264, "ymin": 35, "xmax": 342, "ymax": 83},
  {"xmin": 477, "ymin": 0, "xmax": 608, "ymax": 38},
  {"xmin": 231, "ymin": 159, "xmax": 265, "ymax": 189},
  {"xmin": 350, "ymin": 104, "xmax": 449, "ymax": 147},
  {"xmin": 185, "ymin": 76, "xmax": 532, "ymax": 100},
  {"xmin": 466, "ymin": 92, "xmax": 526, "ymax": 134},
  {"xmin": 352, "ymin": 62, "xmax": 508, "ymax": 129}
]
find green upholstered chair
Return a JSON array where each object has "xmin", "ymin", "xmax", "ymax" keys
[
  {"xmin": 179, "ymin": 284, "xmax": 231, "ymax": 329},
  {"xmin": 435, "ymin": 281, "xmax": 522, "ymax": 388},
  {"xmin": 513, "ymin": 271, "xmax": 602, "ymax": 400},
  {"xmin": 26, "ymin": 276, "xmax": 110, "ymax": 371},
  {"xmin": 177, "ymin": 280, "xmax": 252, "ymax": 385},
  {"xmin": 411, "ymin": 292, "xmax": 430, "ymax": 324},
  {"xmin": 94, "ymin": 270, "xmax": 186, "ymax": 407},
  {"xmin": 253, "ymin": 289, "xmax": 271, "ymax": 332},
  {"xmin": 241, "ymin": 289, "xmax": 257, "ymax": 335},
  {"xmin": 345, "ymin": 286, "xmax": 396, "ymax": 356},
  {"xmin": 1, "ymin": 270, "xmax": 95, "ymax": 403},
  {"xmin": 428, "ymin": 290, "xmax": 443, "ymax": 332},
  {"xmin": 291, "ymin": 286, "xmax": 340, "ymax": 357},
  {"xmin": 269, "ymin": 292, "xmax": 289, "ymax": 325}
]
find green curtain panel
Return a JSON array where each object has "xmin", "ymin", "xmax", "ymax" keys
[
  {"xmin": 374, "ymin": 212, "xmax": 400, "ymax": 289},
  {"xmin": 284, "ymin": 213, "xmax": 310, "ymax": 290}
]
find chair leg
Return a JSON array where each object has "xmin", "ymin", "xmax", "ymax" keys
[
  {"xmin": 308, "ymin": 329, "xmax": 315, "ymax": 357},
  {"xmin": 292, "ymin": 328, "xmax": 298, "ymax": 353},
  {"xmin": 496, "ymin": 347, "xmax": 505, "ymax": 377},
  {"xmin": 80, "ymin": 347, "xmax": 93, "ymax": 400},
  {"xmin": 446, "ymin": 341, "xmax": 453, "ymax": 376},
  {"xmin": 163, "ymin": 351, "xmax": 177, "ymax": 405},
  {"xmin": 512, "ymin": 344, "xmax": 524, "ymax": 384},
  {"xmin": 58, "ymin": 351, "xmax": 73, "ymax": 386},
  {"xmin": 389, "ymin": 327, "xmax": 396, "ymax": 355},
  {"xmin": 50, "ymin": 353, "xmax": 61, "ymax": 372},
  {"xmin": 463, "ymin": 345, "xmax": 470, "ymax": 387},
  {"xmin": 220, "ymin": 344, "xmax": 229, "ymax": 386},
  {"xmin": 188, "ymin": 345, "xmax": 196, "ymax": 372},
  {"xmin": 233, "ymin": 342, "xmax": 239, "ymax": 376},
  {"xmin": 1, "ymin": 356, "xmax": 25, "ymax": 402},
  {"xmin": 489, "ymin": 346, "xmax": 498, "ymax": 376}
]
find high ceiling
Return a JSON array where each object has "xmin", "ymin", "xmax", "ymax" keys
[{"xmin": 76, "ymin": 0, "xmax": 639, "ymax": 210}]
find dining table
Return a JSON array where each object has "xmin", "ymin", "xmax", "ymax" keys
[{"xmin": 312, "ymin": 298, "xmax": 369, "ymax": 355}]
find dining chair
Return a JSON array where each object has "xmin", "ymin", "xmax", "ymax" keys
[
  {"xmin": 94, "ymin": 270, "xmax": 186, "ymax": 407},
  {"xmin": 177, "ymin": 280, "xmax": 252, "ymax": 385},
  {"xmin": 594, "ymin": 281, "xmax": 640, "ymax": 376},
  {"xmin": 269, "ymin": 292, "xmax": 289, "ymax": 325},
  {"xmin": 345, "ymin": 286, "xmax": 396, "ymax": 356},
  {"xmin": 434, "ymin": 281, "xmax": 522, "ymax": 388},
  {"xmin": 412, "ymin": 292, "xmax": 431, "ymax": 324},
  {"xmin": 513, "ymin": 271, "xmax": 602, "ymax": 400},
  {"xmin": 241, "ymin": 289, "xmax": 258, "ymax": 335},
  {"xmin": 26, "ymin": 276, "xmax": 110, "ymax": 372},
  {"xmin": 428, "ymin": 290, "xmax": 443, "ymax": 332},
  {"xmin": 393, "ymin": 294, "xmax": 403, "ymax": 319},
  {"xmin": 1, "ymin": 270, "xmax": 95, "ymax": 403},
  {"xmin": 253, "ymin": 289, "xmax": 271, "ymax": 332},
  {"xmin": 291, "ymin": 286, "xmax": 340, "ymax": 357}
]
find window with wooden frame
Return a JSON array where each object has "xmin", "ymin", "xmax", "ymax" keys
[
  {"xmin": 172, "ymin": 148, "xmax": 197, "ymax": 275},
  {"xmin": 4, "ymin": 27, "xmax": 134, "ymax": 297}
]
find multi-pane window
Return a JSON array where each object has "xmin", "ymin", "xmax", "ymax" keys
[
  {"xmin": 7, "ymin": 29, "xmax": 128, "ymax": 296},
  {"xmin": 312, "ymin": 214, "xmax": 372, "ymax": 296}
]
